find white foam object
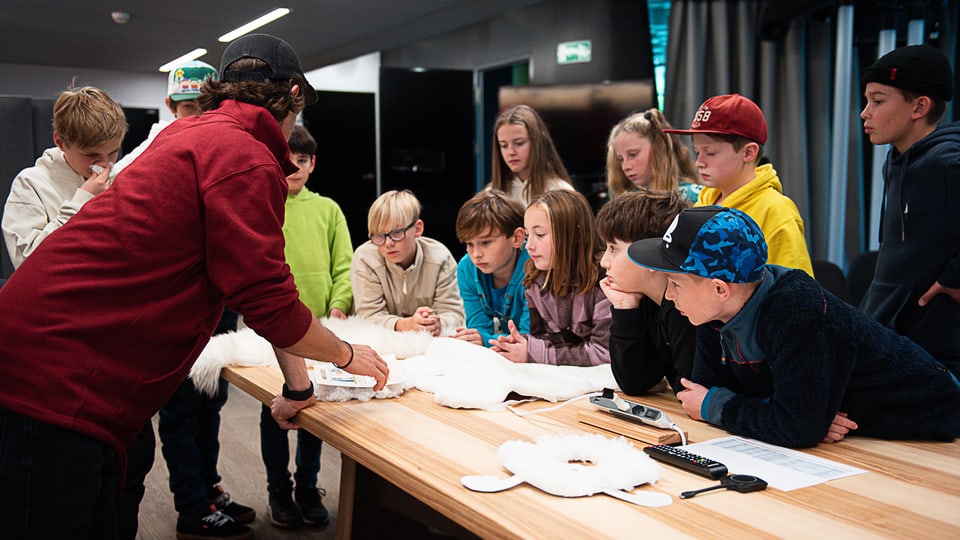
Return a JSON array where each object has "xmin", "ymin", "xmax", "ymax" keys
[
  {"xmin": 189, "ymin": 317, "xmax": 429, "ymax": 397},
  {"xmin": 497, "ymin": 433, "xmax": 663, "ymax": 497}
]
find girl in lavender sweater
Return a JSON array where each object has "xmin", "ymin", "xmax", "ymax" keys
[{"xmin": 491, "ymin": 189, "xmax": 611, "ymax": 366}]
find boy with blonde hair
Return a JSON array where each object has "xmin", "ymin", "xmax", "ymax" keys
[
  {"xmin": 3, "ymin": 86, "xmax": 127, "ymax": 267},
  {"xmin": 665, "ymin": 94, "xmax": 813, "ymax": 276},
  {"xmin": 351, "ymin": 189, "xmax": 464, "ymax": 335},
  {"xmin": 452, "ymin": 189, "xmax": 530, "ymax": 346}
]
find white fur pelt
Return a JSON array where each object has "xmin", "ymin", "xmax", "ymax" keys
[
  {"xmin": 189, "ymin": 316, "xmax": 433, "ymax": 397},
  {"xmin": 190, "ymin": 327, "xmax": 277, "ymax": 396},
  {"xmin": 190, "ymin": 316, "xmax": 618, "ymax": 409},
  {"xmin": 400, "ymin": 338, "xmax": 618, "ymax": 410}
]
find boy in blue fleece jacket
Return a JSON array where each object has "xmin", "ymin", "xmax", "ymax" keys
[
  {"xmin": 452, "ymin": 189, "xmax": 530, "ymax": 346},
  {"xmin": 628, "ymin": 206, "xmax": 960, "ymax": 448}
]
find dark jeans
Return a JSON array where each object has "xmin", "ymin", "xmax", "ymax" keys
[
  {"xmin": 118, "ymin": 421, "xmax": 156, "ymax": 540},
  {"xmin": 0, "ymin": 407, "xmax": 119, "ymax": 539},
  {"xmin": 157, "ymin": 309, "xmax": 238, "ymax": 518},
  {"xmin": 259, "ymin": 404, "xmax": 322, "ymax": 494},
  {"xmin": 158, "ymin": 377, "xmax": 229, "ymax": 518}
]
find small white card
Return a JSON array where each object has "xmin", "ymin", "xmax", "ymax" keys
[{"xmin": 309, "ymin": 353, "xmax": 402, "ymax": 388}]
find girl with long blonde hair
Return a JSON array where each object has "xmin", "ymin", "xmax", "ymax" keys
[{"xmin": 606, "ymin": 108, "xmax": 702, "ymax": 203}]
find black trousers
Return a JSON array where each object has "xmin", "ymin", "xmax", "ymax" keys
[{"xmin": 0, "ymin": 407, "xmax": 119, "ymax": 539}]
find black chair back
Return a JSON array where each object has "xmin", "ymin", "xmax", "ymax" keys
[
  {"xmin": 847, "ymin": 251, "xmax": 879, "ymax": 307},
  {"xmin": 812, "ymin": 260, "xmax": 851, "ymax": 304}
]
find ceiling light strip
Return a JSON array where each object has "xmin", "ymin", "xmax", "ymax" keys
[
  {"xmin": 218, "ymin": 8, "xmax": 291, "ymax": 42},
  {"xmin": 158, "ymin": 48, "xmax": 208, "ymax": 72}
]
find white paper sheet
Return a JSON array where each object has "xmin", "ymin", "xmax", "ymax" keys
[{"xmin": 681, "ymin": 436, "xmax": 867, "ymax": 491}]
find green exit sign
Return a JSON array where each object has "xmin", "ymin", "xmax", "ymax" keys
[{"xmin": 557, "ymin": 40, "xmax": 592, "ymax": 65}]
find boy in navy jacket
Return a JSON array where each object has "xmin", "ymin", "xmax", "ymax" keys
[{"xmin": 628, "ymin": 206, "xmax": 960, "ymax": 447}]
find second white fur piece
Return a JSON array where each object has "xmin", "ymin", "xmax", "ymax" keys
[{"xmin": 401, "ymin": 338, "xmax": 618, "ymax": 410}]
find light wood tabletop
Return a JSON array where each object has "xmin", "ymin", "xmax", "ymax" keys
[{"xmin": 224, "ymin": 365, "xmax": 960, "ymax": 539}]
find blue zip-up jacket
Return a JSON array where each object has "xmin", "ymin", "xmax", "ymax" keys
[
  {"xmin": 695, "ymin": 265, "xmax": 960, "ymax": 448},
  {"xmin": 456, "ymin": 247, "xmax": 530, "ymax": 346}
]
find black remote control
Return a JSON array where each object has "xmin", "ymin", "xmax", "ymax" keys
[{"xmin": 643, "ymin": 444, "xmax": 729, "ymax": 480}]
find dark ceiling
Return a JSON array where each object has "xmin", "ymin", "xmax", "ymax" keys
[{"xmin": 0, "ymin": 0, "xmax": 544, "ymax": 74}]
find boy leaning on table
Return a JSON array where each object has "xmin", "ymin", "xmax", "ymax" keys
[{"xmin": 626, "ymin": 205, "xmax": 960, "ymax": 448}]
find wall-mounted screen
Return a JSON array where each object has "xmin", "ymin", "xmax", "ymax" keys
[{"xmin": 499, "ymin": 80, "xmax": 655, "ymax": 195}]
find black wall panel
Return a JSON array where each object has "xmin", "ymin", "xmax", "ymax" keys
[
  {"xmin": 379, "ymin": 67, "xmax": 474, "ymax": 259},
  {"xmin": 0, "ymin": 97, "xmax": 35, "ymax": 278},
  {"xmin": 0, "ymin": 97, "xmax": 154, "ymax": 278},
  {"xmin": 301, "ymin": 90, "xmax": 378, "ymax": 251}
]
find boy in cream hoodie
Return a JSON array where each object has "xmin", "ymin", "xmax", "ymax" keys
[
  {"xmin": 3, "ymin": 86, "xmax": 127, "ymax": 267},
  {"xmin": 351, "ymin": 189, "xmax": 465, "ymax": 335}
]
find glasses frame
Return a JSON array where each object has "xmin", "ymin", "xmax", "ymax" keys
[{"xmin": 369, "ymin": 219, "xmax": 417, "ymax": 246}]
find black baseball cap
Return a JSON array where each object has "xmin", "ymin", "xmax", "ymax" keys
[{"xmin": 220, "ymin": 34, "xmax": 318, "ymax": 105}]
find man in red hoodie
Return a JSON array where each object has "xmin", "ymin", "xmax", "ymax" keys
[{"xmin": 0, "ymin": 34, "xmax": 388, "ymax": 538}]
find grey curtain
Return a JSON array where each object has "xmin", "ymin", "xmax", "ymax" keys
[{"xmin": 663, "ymin": 0, "xmax": 866, "ymax": 267}]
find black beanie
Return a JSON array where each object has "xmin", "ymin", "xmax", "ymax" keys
[{"xmin": 863, "ymin": 44, "xmax": 954, "ymax": 101}]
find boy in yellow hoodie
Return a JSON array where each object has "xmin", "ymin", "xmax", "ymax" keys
[{"xmin": 665, "ymin": 94, "xmax": 813, "ymax": 276}]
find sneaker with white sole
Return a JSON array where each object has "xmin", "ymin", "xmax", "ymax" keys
[
  {"xmin": 208, "ymin": 485, "xmax": 255, "ymax": 524},
  {"xmin": 296, "ymin": 487, "xmax": 330, "ymax": 527},
  {"xmin": 268, "ymin": 491, "xmax": 304, "ymax": 529},
  {"xmin": 176, "ymin": 506, "xmax": 252, "ymax": 540}
]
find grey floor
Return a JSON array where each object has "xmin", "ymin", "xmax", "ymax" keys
[{"xmin": 136, "ymin": 384, "xmax": 340, "ymax": 540}]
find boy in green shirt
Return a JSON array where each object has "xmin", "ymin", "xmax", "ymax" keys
[{"xmin": 260, "ymin": 125, "xmax": 353, "ymax": 529}]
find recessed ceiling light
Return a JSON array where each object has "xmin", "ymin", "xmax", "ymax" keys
[
  {"xmin": 158, "ymin": 48, "xmax": 208, "ymax": 72},
  {"xmin": 218, "ymin": 8, "xmax": 291, "ymax": 42}
]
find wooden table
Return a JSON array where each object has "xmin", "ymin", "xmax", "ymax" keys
[{"xmin": 223, "ymin": 366, "xmax": 960, "ymax": 539}]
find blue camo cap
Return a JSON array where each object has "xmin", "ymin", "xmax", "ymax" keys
[{"xmin": 626, "ymin": 206, "xmax": 767, "ymax": 283}]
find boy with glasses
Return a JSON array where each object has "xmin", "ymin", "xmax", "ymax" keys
[{"xmin": 350, "ymin": 189, "xmax": 465, "ymax": 335}]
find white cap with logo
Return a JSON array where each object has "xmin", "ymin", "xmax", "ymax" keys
[{"xmin": 167, "ymin": 60, "xmax": 218, "ymax": 101}]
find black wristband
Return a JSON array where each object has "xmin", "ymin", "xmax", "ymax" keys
[
  {"xmin": 334, "ymin": 340, "xmax": 354, "ymax": 369},
  {"xmin": 282, "ymin": 382, "xmax": 314, "ymax": 401}
]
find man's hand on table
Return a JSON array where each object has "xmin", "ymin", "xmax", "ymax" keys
[
  {"xmin": 272, "ymin": 342, "xmax": 391, "ymax": 429},
  {"xmin": 271, "ymin": 393, "xmax": 314, "ymax": 430}
]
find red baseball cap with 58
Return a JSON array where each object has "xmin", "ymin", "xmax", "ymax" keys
[{"xmin": 663, "ymin": 93, "xmax": 768, "ymax": 145}]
